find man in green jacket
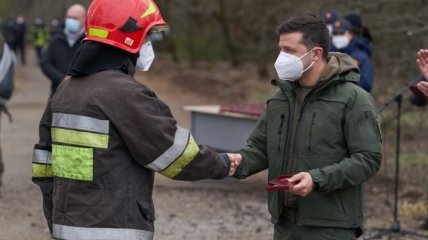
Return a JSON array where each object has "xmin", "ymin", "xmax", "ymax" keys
[{"xmin": 230, "ymin": 14, "xmax": 382, "ymax": 240}]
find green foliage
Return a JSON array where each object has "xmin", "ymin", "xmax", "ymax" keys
[
  {"xmin": 0, "ymin": 0, "xmax": 7, "ymax": 17},
  {"xmin": 1, "ymin": 0, "xmax": 91, "ymax": 22},
  {"xmin": 172, "ymin": 33, "xmax": 230, "ymax": 62}
]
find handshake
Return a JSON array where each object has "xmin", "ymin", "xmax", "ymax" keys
[{"xmin": 226, "ymin": 153, "xmax": 242, "ymax": 176}]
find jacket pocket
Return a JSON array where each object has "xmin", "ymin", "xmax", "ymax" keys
[
  {"xmin": 277, "ymin": 114, "xmax": 285, "ymax": 151},
  {"xmin": 298, "ymin": 191, "xmax": 349, "ymax": 223},
  {"xmin": 308, "ymin": 112, "xmax": 317, "ymax": 152},
  {"xmin": 363, "ymin": 110, "xmax": 382, "ymax": 144}
]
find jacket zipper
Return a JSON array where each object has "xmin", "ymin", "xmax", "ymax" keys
[
  {"xmin": 308, "ymin": 112, "xmax": 317, "ymax": 151},
  {"xmin": 278, "ymin": 97, "xmax": 292, "ymax": 215},
  {"xmin": 293, "ymin": 90, "xmax": 316, "ymax": 222},
  {"xmin": 277, "ymin": 114, "xmax": 285, "ymax": 151},
  {"xmin": 280, "ymin": 98, "xmax": 293, "ymax": 175}
]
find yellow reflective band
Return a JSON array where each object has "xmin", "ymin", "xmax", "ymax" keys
[
  {"xmin": 89, "ymin": 27, "xmax": 109, "ymax": 39},
  {"xmin": 141, "ymin": 0, "xmax": 156, "ymax": 18},
  {"xmin": 52, "ymin": 128, "xmax": 109, "ymax": 149},
  {"xmin": 52, "ymin": 145, "xmax": 93, "ymax": 181},
  {"xmin": 160, "ymin": 135, "xmax": 199, "ymax": 178},
  {"xmin": 32, "ymin": 163, "xmax": 53, "ymax": 178}
]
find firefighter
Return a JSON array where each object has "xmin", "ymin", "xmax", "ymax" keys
[{"xmin": 31, "ymin": 0, "xmax": 237, "ymax": 239}]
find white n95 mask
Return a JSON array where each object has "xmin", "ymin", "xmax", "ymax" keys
[
  {"xmin": 274, "ymin": 49, "xmax": 315, "ymax": 81},
  {"xmin": 136, "ymin": 41, "xmax": 155, "ymax": 72},
  {"xmin": 332, "ymin": 35, "xmax": 350, "ymax": 50}
]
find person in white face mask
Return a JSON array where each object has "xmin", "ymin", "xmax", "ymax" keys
[
  {"xmin": 230, "ymin": 14, "xmax": 382, "ymax": 240},
  {"xmin": 319, "ymin": 8, "xmax": 339, "ymax": 37},
  {"xmin": 40, "ymin": 4, "xmax": 86, "ymax": 97},
  {"xmin": 330, "ymin": 18, "xmax": 374, "ymax": 93}
]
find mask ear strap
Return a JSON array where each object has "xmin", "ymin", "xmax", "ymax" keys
[
  {"xmin": 299, "ymin": 47, "xmax": 316, "ymax": 60},
  {"xmin": 300, "ymin": 47, "xmax": 317, "ymax": 73},
  {"xmin": 301, "ymin": 60, "xmax": 315, "ymax": 73}
]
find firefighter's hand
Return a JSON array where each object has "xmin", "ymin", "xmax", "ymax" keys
[
  {"xmin": 227, "ymin": 153, "xmax": 242, "ymax": 176},
  {"xmin": 288, "ymin": 172, "xmax": 313, "ymax": 197}
]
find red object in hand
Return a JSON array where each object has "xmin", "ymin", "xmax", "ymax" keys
[{"xmin": 266, "ymin": 175, "xmax": 294, "ymax": 192}]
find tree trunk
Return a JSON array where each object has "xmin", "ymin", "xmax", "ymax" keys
[{"xmin": 217, "ymin": 0, "xmax": 239, "ymax": 67}]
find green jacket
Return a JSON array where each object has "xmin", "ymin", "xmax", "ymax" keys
[{"xmin": 235, "ymin": 52, "xmax": 382, "ymax": 229}]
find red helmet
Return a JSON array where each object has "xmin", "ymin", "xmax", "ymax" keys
[{"xmin": 85, "ymin": 0, "xmax": 169, "ymax": 53}]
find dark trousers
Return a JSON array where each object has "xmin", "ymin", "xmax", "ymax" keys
[
  {"xmin": 274, "ymin": 213, "xmax": 357, "ymax": 240},
  {"xmin": 14, "ymin": 41, "xmax": 26, "ymax": 65},
  {"xmin": 35, "ymin": 46, "xmax": 43, "ymax": 63}
]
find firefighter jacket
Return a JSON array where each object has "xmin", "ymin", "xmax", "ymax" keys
[
  {"xmin": 234, "ymin": 52, "xmax": 382, "ymax": 230},
  {"xmin": 32, "ymin": 70, "xmax": 230, "ymax": 240}
]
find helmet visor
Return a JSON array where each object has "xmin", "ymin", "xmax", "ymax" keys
[{"xmin": 148, "ymin": 25, "xmax": 170, "ymax": 42}]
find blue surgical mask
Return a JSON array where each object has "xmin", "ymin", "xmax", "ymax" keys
[{"xmin": 65, "ymin": 18, "xmax": 81, "ymax": 33}]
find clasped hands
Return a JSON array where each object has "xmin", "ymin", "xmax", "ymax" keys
[{"xmin": 227, "ymin": 153, "xmax": 242, "ymax": 176}]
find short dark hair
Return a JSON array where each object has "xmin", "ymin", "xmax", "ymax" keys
[{"xmin": 277, "ymin": 14, "xmax": 330, "ymax": 60}]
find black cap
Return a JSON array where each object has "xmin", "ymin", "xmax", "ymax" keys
[
  {"xmin": 319, "ymin": 9, "xmax": 338, "ymax": 24},
  {"xmin": 345, "ymin": 14, "xmax": 362, "ymax": 29}
]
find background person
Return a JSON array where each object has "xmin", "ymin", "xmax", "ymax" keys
[
  {"xmin": 48, "ymin": 18, "xmax": 62, "ymax": 37},
  {"xmin": 2, "ymin": 18, "xmax": 16, "ymax": 50},
  {"xmin": 345, "ymin": 14, "xmax": 373, "ymax": 58},
  {"xmin": 40, "ymin": 4, "xmax": 85, "ymax": 97},
  {"xmin": 415, "ymin": 49, "xmax": 428, "ymax": 229},
  {"xmin": 30, "ymin": 17, "xmax": 49, "ymax": 64},
  {"xmin": 230, "ymin": 14, "xmax": 382, "ymax": 240},
  {"xmin": 0, "ymin": 32, "xmax": 16, "ymax": 196},
  {"xmin": 331, "ymin": 18, "xmax": 374, "ymax": 93},
  {"xmin": 319, "ymin": 8, "xmax": 338, "ymax": 37},
  {"xmin": 13, "ymin": 15, "xmax": 26, "ymax": 65}
]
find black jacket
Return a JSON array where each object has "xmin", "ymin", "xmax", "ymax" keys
[
  {"xmin": 40, "ymin": 30, "xmax": 83, "ymax": 94},
  {"xmin": 32, "ymin": 69, "xmax": 231, "ymax": 240}
]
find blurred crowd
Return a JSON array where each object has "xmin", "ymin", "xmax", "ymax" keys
[
  {"xmin": 319, "ymin": 9, "xmax": 374, "ymax": 92},
  {"xmin": 320, "ymin": 8, "xmax": 427, "ymax": 106},
  {"xmin": 0, "ymin": 15, "xmax": 62, "ymax": 65}
]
